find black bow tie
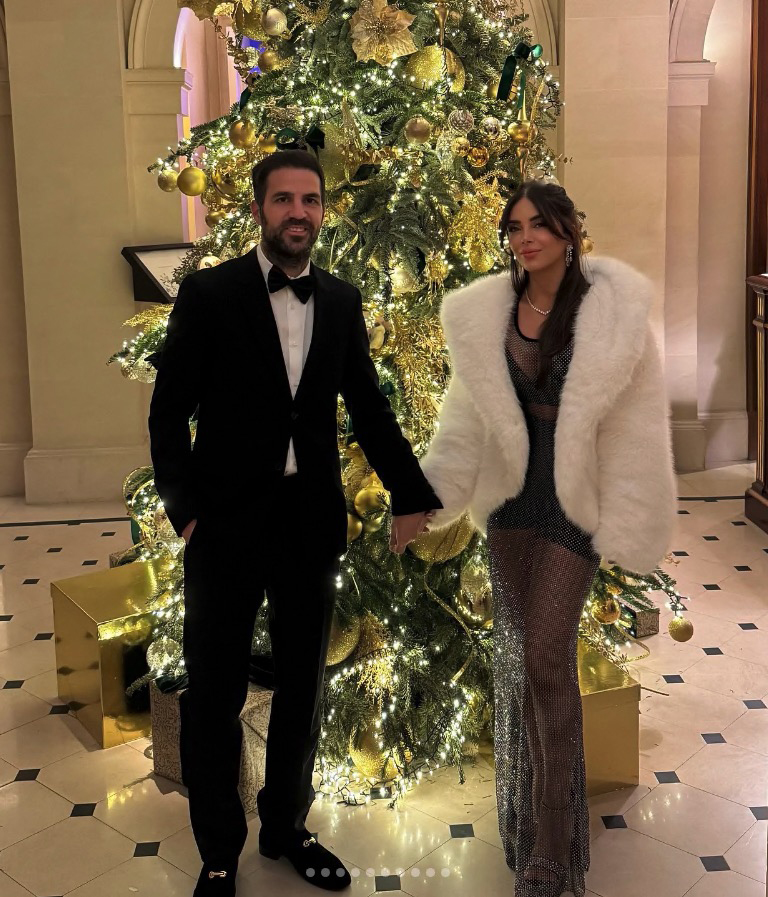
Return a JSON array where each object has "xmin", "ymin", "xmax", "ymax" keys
[{"xmin": 267, "ymin": 265, "xmax": 315, "ymax": 304}]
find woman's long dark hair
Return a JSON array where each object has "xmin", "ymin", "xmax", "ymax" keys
[{"xmin": 498, "ymin": 180, "xmax": 589, "ymax": 385}]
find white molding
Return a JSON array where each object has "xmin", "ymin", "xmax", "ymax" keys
[
  {"xmin": 668, "ymin": 60, "xmax": 717, "ymax": 107},
  {"xmin": 669, "ymin": 0, "xmax": 718, "ymax": 63}
]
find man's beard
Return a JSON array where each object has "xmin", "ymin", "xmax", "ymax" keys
[{"xmin": 261, "ymin": 216, "xmax": 319, "ymax": 266}]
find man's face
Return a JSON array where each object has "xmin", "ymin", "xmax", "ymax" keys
[{"xmin": 250, "ymin": 167, "xmax": 324, "ymax": 260}]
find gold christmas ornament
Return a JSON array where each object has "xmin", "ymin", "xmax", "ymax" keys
[
  {"xmin": 409, "ymin": 515, "xmax": 474, "ymax": 563},
  {"xmin": 457, "ymin": 563, "xmax": 493, "ymax": 629},
  {"xmin": 157, "ymin": 169, "xmax": 179, "ymax": 192},
  {"xmin": 354, "ymin": 484, "xmax": 390, "ymax": 518},
  {"xmin": 257, "ymin": 134, "xmax": 278, "ymax": 154},
  {"xmin": 349, "ymin": 721, "xmax": 412, "ymax": 780},
  {"xmin": 197, "ymin": 255, "xmax": 222, "ymax": 270},
  {"xmin": 146, "ymin": 636, "xmax": 182, "ymax": 671},
  {"xmin": 592, "ymin": 597, "xmax": 621, "ymax": 625},
  {"xmin": 211, "ymin": 167, "xmax": 240, "ymax": 198},
  {"xmin": 236, "ymin": 3, "xmax": 268, "ymax": 39},
  {"xmin": 326, "ymin": 612, "xmax": 362, "ymax": 665},
  {"xmin": 259, "ymin": 48, "xmax": 280, "ymax": 72},
  {"xmin": 404, "ymin": 116, "xmax": 432, "ymax": 144},
  {"xmin": 404, "ymin": 45, "xmax": 465, "ymax": 93},
  {"xmin": 668, "ymin": 615, "xmax": 694, "ymax": 643},
  {"xmin": 347, "ymin": 512, "xmax": 364, "ymax": 542},
  {"xmin": 362, "ymin": 513, "xmax": 386, "ymax": 534},
  {"xmin": 467, "ymin": 146, "xmax": 490, "ymax": 168},
  {"xmin": 468, "ymin": 243, "xmax": 495, "ymax": 272},
  {"xmin": 450, "ymin": 136, "xmax": 470, "ymax": 157},
  {"xmin": 425, "ymin": 252, "xmax": 449, "ymax": 287},
  {"xmin": 507, "ymin": 93, "xmax": 537, "ymax": 145},
  {"xmin": 205, "ymin": 208, "xmax": 227, "ymax": 228},
  {"xmin": 229, "ymin": 119, "xmax": 257, "ymax": 148},
  {"xmin": 349, "ymin": 0, "xmax": 417, "ymax": 66},
  {"xmin": 240, "ymin": 240, "xmax": 259, "ymax": 255},
  {"xmin": 447, "ymin": 108, "xmax": 474, "ymax": 134},
  {"xmin": 390, "ymin": 264, "xmax": 420, "ymax": 296},
  {"xmin": 177, "ymin": 166, "xmax": 208, "ymax": 197},
  {"xmin": 582, "ymin": 236, "xmax": 594, "ymax": 254},
  {"xmin": 261, "ymin": 7, "xmax": 288, "ymax": 35},
  {"xmin": 480, "ymin": 116, "xmax": 502, "ymax": 139}
]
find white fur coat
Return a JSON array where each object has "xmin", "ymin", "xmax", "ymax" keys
[{"xmin": 420, "ymin": 256, "xmax": 677, "ymax": 575}]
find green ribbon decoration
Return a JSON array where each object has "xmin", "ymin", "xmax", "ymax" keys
[
  {"xmin": 497, "ymin": 41, "xmax": 543, "ymax": 103},
  {"xmin": 274, "ymin": 125, "xmax": 326, "ymax": 152}
]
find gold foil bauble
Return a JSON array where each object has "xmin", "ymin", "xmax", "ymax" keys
[
  {"xmin": 404, "ymin": 45, "xmax": 465, "ymax": 93},
  {"xmin": 447, "ymin": 108, "xmax": 474, "ymax": 134},
  {"xmin": 157, "ymin": 169, "xmax": 179, "ymax": 192},
  {"xmin": 261, "ymin": 7, "xmax": 288, "ymax": 35},
  {"xmin": 582, "ymin": 236, "xmax": 594, "ymax": 254},
  {"xmin": 507, "ymin": 119, "xmax": 537, "ymax": 144},
  {"xmin": 146, "ymin": 636, "xmax": 182, "ymax": 671},
  {"xmin": 229, "ymin": 119, "xmax": 257, "ymax": 148},
  {"xmin": 354, "ymin": 484, "xmax": 390, "ymax": 518},
  {"xmin": 467, "ymin": 146, "xmax": 490, "ymax": 168},
  {"xmin": 450, "ymin": 136, "xmax": 470, "ymax": 157},
  {"xmin": 205, "ymin": 208, "xmax": 227, "ymax": 228},
  {"xmin": 409, "ymin": 515, "xmax": 474, "ymax": 563},
  {"xmin": 592, "ymin": 597, "xmax": 621, "ymax": 625},
  {"xmin": 326, "ymin": 612, "xmax": 362, "ymax": 665},
  {"xmin": 404, "ymin": 116, "xmax": 432, "ymax": 144},
  {"xmin": 349, "ymin": 722, "xmax": 412, "ymax": 781},
  {"xmin": 197, "ymin": 255, "xmax": 222, "ymax": 270},
  {"xmin": 362, "ymin": 514, "xmax": 386, "ymax": 534},
  {"xmin": 668, "ymin": 615, "xmax": 694, "ymax": 643},
  {"xmin": 211, "ymin": 167, "xmax": 240, "ymax": 198},
  {"xmin": 481, "ymin": 116, "xmax": 502, "ymax": 139},
  {"xmin": 259, "ymin": 49, "xmax": 280, "ymax": 72},
  {"xmin": 390, "ymin": 264, "xmax": 420, "ymax": 296},
  {"xmin": 468, "ymin": 243, "xmax": 495, "ymax": 272},
  {"xmin": 347, "ymin": 512, "xmax": 363, "ymax": 542},
  {"xmin": 457, "ymin": 563, "xmax": 493, "ymax": 629},
  {"xmin": 177, "ymin": 167, "xmax": 208, "ymax": 197}
]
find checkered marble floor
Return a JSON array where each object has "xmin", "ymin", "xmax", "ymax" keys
[{"xmin": 0, "ymin": 465, "xmax": 766, "ymax": 896}]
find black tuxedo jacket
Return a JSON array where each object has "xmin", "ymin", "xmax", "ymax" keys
[{"xmin": 147, "ymin": 248, "xmax": 441, "ymax": 557}]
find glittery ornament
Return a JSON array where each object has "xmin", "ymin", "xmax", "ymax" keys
[
  {"xmin": 157, "ymin": 169, "xmax": 178, "ymax": 192},
  {"xmin": 425, "ymin": 253, "xmax": 449, "ymax": 287},
  {"xmin": 261, "ymin": 7, "xmax": 288, "ymax": 35},
  {"xmin": 354, "ymin": 484, "xmax": 390, "ymax": 518},
  {"xmin": 409, "ymin": 515, "xmax": 474, "ymax": 563},
  {"xmin": 204, "ymin": 209, "xmax": 227, "ymax": 228},
  {"xmin": 467, "ymin": 146, "xmax": 490, "ymax": 168},
  {"xmin": 235, "ymin": 2, "xmax": 268, "ymax": 39},
  {"xmin": 404, "ymin": 116, "xmax": 432, "ymax": 144},
  {"xmin": 349, "ymin": 0, "xmax": 417, "ymax": 65},
  {"xmin": 257, "ymin": 134, "xmax": 278, "ymax": 154},
  {"xmin": 347, "ymin": 512, "xmax": 364, "ymax": 542},
  {"xmin": 211, "ymin": 167, "xmax": 240, "ymax": 198},
  {"xmin": 592, "ymin": 597, "xmax": 621, "ymax": 625},
  {"xmin": 447, "ymin": 108, "xmax": 474, "ymax": 134},
  {"xmin": 325, "ymin": 612, "xmax": 362, "ymax": 665},
  {"xmin": 404, "ymin": 45, "xmax": 465, "ymax": 92},
  {"xmin": 259, "ymin": 48, "xmax": 280, "ymax": 72},
  {"xmin": 349, "ymin": 721, "xmax": 412, "ymax": 780},
  {"xmin": 229, "ymin": 119, "xmax": 257, "ymax": 148},
  {"xmin": 480, "ymin": 116, "xmax": 502, "ymax": 139},
  {"xmin": 468, "ymin": 243, "xmax": 495, "ymax": 272},
  {"xmin": 197, "ymin": 255, "xmax": 222, "ymax": 270},
  {"xmin": 177, "ymin": 167, "xmax": 208, "ymax": 196},
  {"xmin": 450, "ymin": 136, "xmax": 470, "ymax": 157},
  {"xmin": 146, "ymin": 636, "xmax": 182, "ymax": 671},
  {"xmin": 240, "ymin": 240, "xmax": 259, "ymax": 255},
  {"xmin": 390, "ymin": 263, "xmax": 420, "ymax": 295},
  {"xmin": 457, "ymin": 563, "xmax": 493, "ymax": 629},
  {"xmin": 668, "ymin": 616, "xmax": 694, "ymax": 642}
]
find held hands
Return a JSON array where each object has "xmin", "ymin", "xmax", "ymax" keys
[
  {"xmin": 389, "ymin": 511, "xmax": 436, "ymax": 555},
  {"xmin": 181, "ymin": 519, "xmax": 197, "ymax": 544}
]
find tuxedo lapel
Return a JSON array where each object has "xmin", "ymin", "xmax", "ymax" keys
[
  {"xmin": 234, "ymin": 249, "xmax": 293, "ymax": 404},
  {"xmin": 293, "ymin": 262, "xmax": 330, "ymax": 405}
]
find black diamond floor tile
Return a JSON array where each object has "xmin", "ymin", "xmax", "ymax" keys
[
  {"xmin": 702, "ymin": 536, "xmax": 720, "ymax": 542},
  {"xmin": 22, "ymin": 578, "xmax": 40, "ymax": 585},
  {"xmin": 14, "ymin": 769, "xmax": 40, "ymax": 781},
  {"xmin": 734, "ymin": 565, "xmax": 752, "ymax": 571},
  {"xmin": 13, "ymin": 536, "xmax": 28, "ymax": 541},
  {"xmin": 731, "ymin": 521, "xmax": 748, "ymax": 526},
  {"xmin": 672, "ymin": 551, "xmax": 689, "ymax": 556},
  {"xmin": 134, "ymin": 842, "xmax": 161, "ymax": 857},
  {"xmin": 744, "ymin": 700, "xmax": 767, "ymax": 709},
  {"xmin": 750, "ymin": 807, "xmax": 768, "ymax": 820},
  {"xmin": 663, "ymin": 675, "xmax": 685, "ymax": 684},
  {"xmin": 702, "ymin": 733, "xmax": 726, "ymax": 744},
  {"xmin": 71, "ymin": 803, "xmax": 97, "ymax": 817},
  {"xmin": 374, "ymin": 875, "xmax": 402, "ymax": 892},
  {"xmin": 34, "ymin": 632, "xmax": 54, "ymax": 640},
  {"xmin": 702, "ymin": 584, "xmax": 721, "ymax": 591},
  {"xmin": 703, "ymin": 648, "xmax": 723, "ymax": 655},
  {"xmin": 0, "ymin": 615, "xmax": 12, "ymax": 622},
  {"xmin": 700, "ymin": 856, "xmax": 729, "ymax": 872},
  {"xmin": 739, "ymin": 623, "xmax": 758, "ymax": 630},
  {"xmin": 449, "ymin": 823, "xmax": 475, "ymax": 838},
  {"xmin": 101, "ymin": 531, "xmax": 116, "ymax": 537},
  {"xmin": 654, "ymin": 771, "xmax": 680, "ymax": 784},
  {"xmin": 3, "ymin": 680, "xmax": 24, "ymax": 689},
  {"xmin": 47, "ymin": 547, "xmax": 63, "ymax": 553},
  {"xmin": 81, "ymin": 560, "xmax": 98, "ymax": 566},
  {"xmin": 602, "ymin": 815, "xmax": 627, "ymax": 829},
  {"xmin": 677, "ymin": 510, "xmax": 690, "ymax": 515},
  {"xmin": 49, "ymin": 704, "xmax": 70, "ymax": 715}
]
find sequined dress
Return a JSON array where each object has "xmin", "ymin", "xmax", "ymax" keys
[{"xmin": 487, "ymin": 296, "xmax": 599, "ymax": 897}]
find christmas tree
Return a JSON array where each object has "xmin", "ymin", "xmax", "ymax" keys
[{"xmin": 111, "ymin": 0, "xmax": 687, "ymax": 804}]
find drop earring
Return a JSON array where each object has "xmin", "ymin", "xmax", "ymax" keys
[{"xmin": 565, "ymin": 244, "xmax": 573, "ymax": 267}]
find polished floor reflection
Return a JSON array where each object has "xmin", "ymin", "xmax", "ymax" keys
[{"xmin": 0, "ymin": 465, "xmax": 765, "ymax": 896}]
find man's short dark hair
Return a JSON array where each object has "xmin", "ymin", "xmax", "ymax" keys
[{"xmin": 251, "ymin": 149, "xmax": 326, "ymax": 207}]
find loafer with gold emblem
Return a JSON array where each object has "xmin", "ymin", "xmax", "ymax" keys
[
  {"xmin": 193, "ymin": 861, "xmax": 237, "ymax": 896},
  {"xmin": 258, "ymin": 827, "xmax": 351, "ymax": 890}
]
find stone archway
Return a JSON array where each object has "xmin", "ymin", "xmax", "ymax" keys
[
  {"xmin": 128, "ymin": 0, "xmax": 180, "ymax": 70},
  {"xmin": 670, "ymin": 0, "xmax": 719, "ymax": 62}
]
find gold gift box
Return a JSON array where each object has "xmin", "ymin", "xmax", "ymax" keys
[
  {"xmin": 478, "ymin": 642, "xmax": 640, "ymax": 798},
  {"xmin": 51, "ymin": 559, "xmax": 165, "ymax": 748}
]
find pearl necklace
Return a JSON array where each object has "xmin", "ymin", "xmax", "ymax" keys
[{"xmin": 525, "ymin": 289, "xmax": 553, "ymax": 316}]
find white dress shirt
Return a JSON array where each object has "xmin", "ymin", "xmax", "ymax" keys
[{"xmin": 257, "ymin": 244, "xmax": 314, "ymax": 475}]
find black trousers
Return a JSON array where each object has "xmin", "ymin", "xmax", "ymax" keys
[{"xmin": 179, "ymin": 475, "xmax": 340, "ymax": 867}]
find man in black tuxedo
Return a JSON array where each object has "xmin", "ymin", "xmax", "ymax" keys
[{"xmin": 148, "ymin": 149, "xmax": 441, "ymax": 896}]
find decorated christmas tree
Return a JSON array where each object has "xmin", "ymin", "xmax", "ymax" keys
[{"xmin": 111, "ymin": 0, "xmax": 688, "ymax": 804}]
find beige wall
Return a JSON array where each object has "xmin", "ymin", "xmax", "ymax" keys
[
  {"xmin": 560, "ymin": 1, "xmax": 671, "ymax": 331},
  {"xmin": 697, "ymin": 0, "xmax": 751, "ymax": 463}
]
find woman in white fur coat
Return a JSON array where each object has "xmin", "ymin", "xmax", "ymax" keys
[{"xmin": 416, "ymin": 181, "xmax": 676, "ymax": 897}]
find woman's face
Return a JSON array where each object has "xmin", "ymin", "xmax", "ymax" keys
[{"xmin": 505, "ymin": 196, "xmax": 571, "ymax": 274}]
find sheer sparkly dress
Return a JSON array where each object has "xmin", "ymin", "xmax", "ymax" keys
[{"xmin": 487, "ymin": 295, "xmax": 599, "ymax": 897}]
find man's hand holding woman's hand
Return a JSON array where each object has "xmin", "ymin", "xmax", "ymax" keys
[{"xmin": 389, "ymin": 510, "xmax": 436, "ymax": 555}]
